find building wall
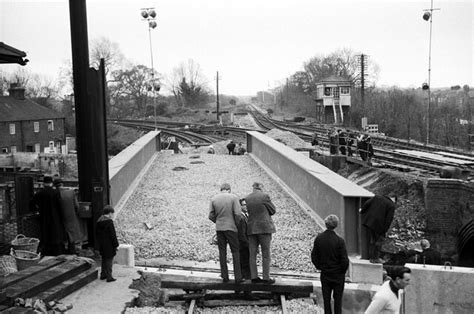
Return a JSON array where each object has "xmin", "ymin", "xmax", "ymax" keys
[
  {"xmin": 0, "ymin": 118, "xmax": 65, "ymax": 153},
  {"xmin": 425, "ymin": 179, "xmax": 474, "ymax": 257}
]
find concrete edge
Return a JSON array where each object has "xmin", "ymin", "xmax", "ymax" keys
[
  {"xmin": 113, "ymin": 152, "xmax": 159, "ymax": 216},
  {"xmin": 248, "ymin": 153, "xmax": 326, "ymax": 230}
]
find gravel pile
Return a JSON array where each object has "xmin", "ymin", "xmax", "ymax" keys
[
  {"xmin": 115, "ymin": 153, "xmax": 321, "ymax": 273},
  {"xmin": 265, "ymin": 129, "xmax": 311, "ymax": 149}
]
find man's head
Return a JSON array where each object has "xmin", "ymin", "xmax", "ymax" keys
[
  {"xmin": 324, "ymin": 214, "xmax": 339, "ymax": 230},
  {"xmin": 239, "ymin": 198, "xmax": 247, "ymax": 213},
  {"xmin": 390, "ymin": 266, "xmax": 411, "ymax": 289},
  {"xmin": 103, "ymin": 205, "xmax": 115, "ymax": 217},
  {"xmin": 220, "ymin": 183, "xmax": 231, "ymax": 192},
  {"xmin": 53, "ymin": 178, "xmax": 63, "ymax": 187},
  {"xmin": 252, "ymin": 182, "xmax": 263, "ymax": 191},
  {"xmin": 43, "ymin": 176, "xmax": 53, "ymax": 186},
  {"xmin": 420, "ymin": 239, "xmax": 430, "ymax": 250}
]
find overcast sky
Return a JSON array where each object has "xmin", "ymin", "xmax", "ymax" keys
[{"xmin": 1, "ymin": 0, "xmax": 472, "ymax": 96}]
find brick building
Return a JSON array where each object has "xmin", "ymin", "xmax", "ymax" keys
[{"xmin": 0, "ymin": 84, "xmax": 65, "ymax": 153}]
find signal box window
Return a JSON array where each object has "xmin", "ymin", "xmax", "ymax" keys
[
  {"xmin": 34, "ymin": 121, "xmax": 40, "ymax": 133},
  {"xmin": 324, "ymin": 87, "xmax": 332, "ymax": 96},
  {"xmin": 9, "ymin": 123, "xmax": 15, "ymax": 135},
  {"xmin": 340, "ymin": 87, "xmax": 350, "ymax": 95},
  {"xmin": 47, "ymin": 120, "xmax": 54, "ymax": 131}
]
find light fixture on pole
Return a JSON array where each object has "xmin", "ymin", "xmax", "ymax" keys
[
  {"xmin": 422, "ymin": 0, "xmax": 440, "ymax": 144},
  {"xmin": 140, "ymin": 7, "xmax": 160, "ymax": 129}
]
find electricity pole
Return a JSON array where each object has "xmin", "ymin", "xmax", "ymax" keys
[{"xmin": 216, "ymin": 71, "xmax": 219, "ymax": 121}]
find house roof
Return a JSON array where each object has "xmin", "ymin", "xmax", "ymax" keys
[
  {"xmin": 0, "ymin": 42, "xmax": 29, "ymax": 65},
  {"xmin": 317, "ymin": 75, "xmax": 351, "ymax": 84},
  {"xmin": 0, "ymin": 96, "xmax": 64, "ymax": 122}
]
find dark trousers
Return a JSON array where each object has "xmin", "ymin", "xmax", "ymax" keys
[
  {"xmin": 216, "ymin": 231, "xmax": 242, "ymax": 281},
  {"xmin": 100, "ymin": 257, "xmax": 114, "ymax": 280},
  {"xmin": 321, "ymin": 273, "xmax": 345, "ymax": 314},
  {"xmin": 364, "ymin": 226, "xmax": 382, "ymax": 260},
  {"xmin": 239, "ymin": 245, "xmax": 251, "ymax": 279}
]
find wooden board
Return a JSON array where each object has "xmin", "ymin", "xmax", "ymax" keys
[
  {"xmin": 2, "ymin": 259, "xmax": 92, "ymax": 305},
  {"xmin": 158, "ymin": 273, "xmax": 313, "ymax": 294},
  {"xmin": 203, "ymin": 299, "xmax": 280, "ymax": 307}
]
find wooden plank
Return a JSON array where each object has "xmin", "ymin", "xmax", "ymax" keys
[
  {"xmin": 187, "ymin": 299, "xmax": 195, "ymax": 314},
  {"xmin": 35, "ymin": 268, "xmax": 98, "ymax": 302},
  {"xmin": 0, "ymin": 307, "xmax": 36, "ymax": 313},
  {"xmin": 2, "ymin": 259, "xmax": 92, "ymax": 305},
  {"xmin": 280, "ymin": 294, "xmax": 288, "ymax": 314},
  {"xmin": 203, "ymin": 299, "xmax": 280, "ymax": 307},
  {"xmin": 159, "ymin": 273, "xmax": 313, "ymax": 294},
  {"xmin": 0, "ymin": 257, "xmax": 65, "ymax": 289}
]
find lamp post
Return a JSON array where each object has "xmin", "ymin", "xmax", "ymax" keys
[
  {"xmin": 140, "ymin": 7, "xmax": 160, "ymax": 129},
  {"xmin": 422, "ymin": 0, "xmax": 440, "ymax": 144}
]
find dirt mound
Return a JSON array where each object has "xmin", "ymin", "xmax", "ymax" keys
[
  {"xmin": 344, "ymin": 167, "xmax": 427, "ymax": 253},
  {"xmin": 265, "ymin": 128, "xmax": 311, "ymax": 149}
]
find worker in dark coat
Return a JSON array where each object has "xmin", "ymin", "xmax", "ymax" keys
[
  {"xmin": 227, "ymin": 140, "xmax": 236, "ymax": 155},
  {"xmin": 357, "ymin": 135, "xmax": 374, "ymax": 163},
  {"xmin": 416, "ymin": 239, "xmax": 442, "ymax": 265},
  {"xmin": 237, "ymin": 198, "xmax": 251, "ymax": 280},
  {"xmin": 311, "ymin": 215, "xmax": 349, "ymax": 314},
  {"xmin": 96, "ymin": 205, "xmax": 119, "ymax": 282},
  {"xmin": 30, "ymin": 175, "xmax": 65, "ymax": 256},
  {"xmin": 360, "ymin": 195, "xmax": 397, "ymax": 263},
  {"xmin": 54, "ymin": 178, "xmax": 82, "ymax": 254}
]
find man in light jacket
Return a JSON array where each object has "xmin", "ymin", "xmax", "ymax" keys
[
  {"xmin": 245, "ymin": 182, "xmax": 277, "ymax": 284},
  {"xmin": 209, "ymin": 183, "xmax": 243, "ymax": 283}
]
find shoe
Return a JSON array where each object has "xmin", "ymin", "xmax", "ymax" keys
[
  {"xmin": 261, "ymin": 278, "xmax": 276, "ymax": 284},
  {"xmin": 100, "ymin": 275, "xmax": 106, "ymax": 280},
  {"xmin": 106, "ymin": 278, "xmax": 116, "ymax": 282},
  {"xmin": 251, "ymin": 277, "xmax": 263, "ymax": 283},
  {"xmin": 235, "ymin": 278, "xmax": 246, "ymax": 284}
]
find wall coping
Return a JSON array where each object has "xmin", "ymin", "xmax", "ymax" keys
[
  {"xmin": 248, "ymin": 131, "xmax": 373, "ymax": 197},
  {"xmin": 109, "ymin": 130, "xmax": 159, "ymax": 178}
]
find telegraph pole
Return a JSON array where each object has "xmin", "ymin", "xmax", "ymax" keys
[
  {"xmin": 216, "ymin": 71, "xmax": 219, "ymax": 121},
  {"xmin": 360, "ymin": 54, "xmax": 365, "ymax": 107}
]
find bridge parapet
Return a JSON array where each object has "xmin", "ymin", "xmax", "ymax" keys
[
  {"xmin": 246, "ymin": 131, "xmax": 373, "ymax": 255},
  {"xmin": 109, "ymin": 131, "xmax": 160, "ymax": 209}
]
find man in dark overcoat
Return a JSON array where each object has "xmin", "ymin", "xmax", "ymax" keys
[
  {"xmin": 311, "ymin": 215, "xmax": 349, "ymax": 314},
  {"xmin": 54, "ymin": 178, "xmax": 82, "ymax": 254},
  {"xmin": 245, "ymin": 182, "xmax": 276, "ymax": 284},
  {"xmin": 96, "ymin": 205, "xmax": 119, "ymax": 282},
  {"xmin": 30, "ymin": 175, "xmax": 65, "ymax": 256},
  {"xmin": 360, "ymin": 194, "xmax": 397, "ymax": 263}
]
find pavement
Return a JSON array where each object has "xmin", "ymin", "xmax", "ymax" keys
[{"xmin": 59, "ymin": 264, "xmax": 140, "ymax": 314}]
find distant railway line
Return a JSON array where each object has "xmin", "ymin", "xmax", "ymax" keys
[{"xmin": 112, "ymin": 111, "xmax": 473, "ymax": 178}]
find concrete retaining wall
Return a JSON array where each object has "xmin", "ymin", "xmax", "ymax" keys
[
  {"xmin": 405, "ymin": 263, "xmax": 474, "ymax": 313},
  {"xmin": 109, "ymin": 131, "xmax": 160, "ymax": 208},
  {"xmin": 246, "ymin": 131, "xmax": 373, "ymax": 254}
]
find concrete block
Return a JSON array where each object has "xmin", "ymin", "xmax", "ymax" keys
[
  {"xmin": 348, "ymin": 257, "xmax": 382, "ymax": 285},
  {"xmin": 405, "ymin": 263, "xmax": 474, "ymax": 314},
  {"xmin": 115, "ymin": 244, "xmax": 135, "ymax": 267}
]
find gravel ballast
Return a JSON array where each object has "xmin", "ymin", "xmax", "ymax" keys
[{"xmin": 115, "ymin": 152, "xmax": 322, "ymax": 273}]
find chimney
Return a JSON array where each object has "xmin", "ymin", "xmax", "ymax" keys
[{"xmin": 8, "ymin": 83, "xmax": 26, "ymax": 100}]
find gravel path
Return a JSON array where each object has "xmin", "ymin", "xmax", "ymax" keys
[{"xmin": 115, "ymin": 151, "xmax": 322, "ymax": 273}]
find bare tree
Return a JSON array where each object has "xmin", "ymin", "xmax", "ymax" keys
[
  {"xmin": 167, "ymin": 59, "xmax": 210, "ymax": 108},
  {"xmin": 90, "ymin": 36, "xmax": 125, "ymax": 81}
]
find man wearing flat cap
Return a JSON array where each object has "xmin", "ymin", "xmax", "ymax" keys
[
  {"xmin": 30, "ymin": 175, "xmax": 65, "ymax": 256},
  {"xmin": 209, "ymin": 183, "xmax": 243, "ymax": 283}
]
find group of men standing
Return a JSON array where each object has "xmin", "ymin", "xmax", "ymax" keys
[
  {"xmin": 209, "ymin": 182, "xmax": 276, "ymax": 285},
  {"xmin": 30, "ymin": 175, "xmax": 82, "ymax": 256}
]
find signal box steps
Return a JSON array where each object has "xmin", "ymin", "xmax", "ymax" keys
[{"xmin": 0, "ymin": 256, "xmax": 97, "ymax": 307}]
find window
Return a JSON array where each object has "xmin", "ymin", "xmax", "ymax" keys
[
  {"xmin": 1, "ymin": 147, "xmax": 8, "ymax": 153},
  {"xmin": 340, "ymin": 87, "xmax": 350, "ymax": 95},
  {"xmin": 9, "ymin": 123, "xmax": 15, "ymax": 135},
  {"xmin": 26, "ymin": 145, "xmax": 34, "ymax": 152},
  {"xmin": 34, "ymin": 121, "xmax": 40, "ymax": 133},
  {"xmin": 10, "ymin": 146, "xmax": 17, "ymax": 153},
  {"xmin": 35, "ymin": 143, "xmax": 41, "ymax": 153},
  {"xmin": 47, "ymin": 120, "xmax": 54, "ymax": 131},
  {"xmin": 324, "ymin": 87, "xmax": 332, "ymax": 96}
]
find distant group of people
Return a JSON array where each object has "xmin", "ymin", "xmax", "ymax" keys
[
  {"xmin": 227, "ymin": 140, "xmax": 246, "ymax": 155},
  {"xmin": 209, "ymin": 182, "xmax": 276, "ymax": 287},
  {"xmin": 30, "ymin": 175, "xmax": 119, "ymax": 282},
  {"xmin": 325, "ymin": 129, "xmax": 374, "ymax": 163}
]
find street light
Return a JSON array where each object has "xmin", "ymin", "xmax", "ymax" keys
[
  {"xmin": 140, "ymin": 7, "xmax": 160, "ymax": 129},
  {"xmin": 422, "ymin": 0, "xmax": 440, "ymax": 144}
]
